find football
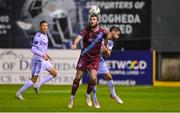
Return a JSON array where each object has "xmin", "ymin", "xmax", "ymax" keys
[{"xmin": 89, "ymin": 5, "xmax": 100, "ymax": 16}]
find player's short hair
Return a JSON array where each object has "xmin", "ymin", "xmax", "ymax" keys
[
  {"xmin": 89, "ymin": 15, "xmax": 99, "ymax": 21},
  {"xmin": 39, "ymin": 20, "xmax": 48, "ymax": 26},
  {"xmin": 110, "ymin": 26, "xmax": 121, "ymax": 33}
]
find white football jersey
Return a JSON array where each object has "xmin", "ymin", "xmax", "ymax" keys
[
  {"xmin": 32, "ymin": 32, "xmax": 48, "ymax": 61},
  {"xmin": 98, "ymin": 40, "xmax": 114, "ymax": 74},
  {"xmin": 100, "ymin": 39, "xmax": 114, "ymax": 61}
]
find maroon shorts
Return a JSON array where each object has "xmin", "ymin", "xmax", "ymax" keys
[{"xmin": 76, "ymin": 56, "xmax": 100, "ymax": 71}]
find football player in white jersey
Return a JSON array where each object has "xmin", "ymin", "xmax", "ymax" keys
[
  {"xmin": 88, "ymin": 26, "xmax": 123, "ymax": 108},
  {"xmin": 16, "ymin": 20, "xmax": 57, "ymax": 100}
]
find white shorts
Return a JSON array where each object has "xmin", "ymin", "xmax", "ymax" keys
[
  {"xmin": 97, "ymin": 60, "xmax": 109, "ymax": 74},
  {"xmin": 32, "ymin": 60, "xmax": 53, "ymax": 76}
]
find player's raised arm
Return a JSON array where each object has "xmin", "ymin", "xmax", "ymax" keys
[
  {"xmin": 101, "ymin": 43, "xmax": 111, "ymax": 57},
  {"xmin": 71, "ymin": 35, "xmax": 83, "ymax": 49},
  {"xmin": 102, "ymin": 26, "xmax": 121, "ymax": 57},
  {"xmin": 101, "ymin": 34, "xmax": 113, "ymax": 58}
]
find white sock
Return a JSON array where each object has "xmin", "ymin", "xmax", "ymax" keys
[
  {"xmin": 92, "ymin": 85, "xmax": 97, "ymax": 100},
  {"xmin": 18, "ymin": 80, "xmax": 33, "ymax": 93},
  {"xmin": 70, "ymin": 95, "xmax": 75, "ymax": 99},
  {"xmin": 86, "ymin": 93, "xmax": 90, "ymax": 97},
  {"xmin": 37, "ymin": 74, "xmax": 53, "ymax": 88},
  {"xmin": 108, "ymin": 80, "xmax": 117, "ymax": 97}
]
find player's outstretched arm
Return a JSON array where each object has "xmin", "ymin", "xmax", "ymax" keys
[{"xmin": 71, "ymin": 35, "xmax": 83, "ymax": 49}]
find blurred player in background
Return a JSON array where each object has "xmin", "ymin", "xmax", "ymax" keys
[
  {"xmin": 16, "ymin": 20, "xmax": 57, "ymax": 100},
  {"xmin": 68, "ymin": 15, "xmax": 108, "ymax": 108}
]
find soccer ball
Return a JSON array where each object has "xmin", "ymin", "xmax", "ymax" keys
[{"xmin": 89, "ymin": 5, "xmax": 100, "ymax": 16}]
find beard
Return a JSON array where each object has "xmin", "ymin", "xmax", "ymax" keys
[
  {"xmin": 112, "ymin": 36, "xmax": 119, "ymax": 41},
  {"xmin": 90, "ymin": 23, "xmax": 98, "ymax": 28}
]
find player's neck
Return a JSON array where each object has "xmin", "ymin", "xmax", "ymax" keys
[
  {"xmin": 40, "ymin": 31, "xmax": 46, "ymax": 35},
  {"xmin": 91, "ymin": 26, "xmax": 99, "ymax": 32}
]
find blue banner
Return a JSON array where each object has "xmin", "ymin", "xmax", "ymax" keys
[{"xmin": 82, "ymin": 51, "xmax": 153, "ymax": 85}]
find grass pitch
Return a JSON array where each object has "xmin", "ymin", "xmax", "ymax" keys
[{"xmin": 0, "ymin": 84, "xmax": 180, "ymax": 112}]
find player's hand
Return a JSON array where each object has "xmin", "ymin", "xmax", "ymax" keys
[
  {"xmin": 43, "ymin": 54, "xmax": 49, "ymax": 61},
  {"xmin": 46, "ymin": 54, "xmax": 52, "ymax": 61},
  {"xmin": 71, "ymin": 44, "xmax": 77, "ymax": 49},
  {"xmin": 101, "ymin": 43, "xmax": 107, "ymax": 53}
]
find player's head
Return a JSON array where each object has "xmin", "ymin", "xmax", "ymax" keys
[
  {"xmin": 89, "ymin": 15, "xmax": 99, "ymax": 28},
  {"xmin": 110, "ymin": 26, "xmax": 121, "ymax": 40},
  {"xmin": 39, "ymin": 20, "xmax": 48, "ymax": 33}
]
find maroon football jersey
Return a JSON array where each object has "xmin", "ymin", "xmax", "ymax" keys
[{"xmin": 79, "ymin": 26, "xmax": 108, "ymax": 59}]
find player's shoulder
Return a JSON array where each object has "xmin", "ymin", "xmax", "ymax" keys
[
  {"xmin": 83, "ymin": 26, "xmax": 91, "ymax": 32},
  {"xmin": 79, "ymin": 26, "xmax": 89, "ymax": 33},
  {"xmin": 79, "ymin": 26, "xmax": 90, "ymax": 37},
  {"xmin": 33, "ymin": 32, "xmax": 42, "ymax": 41},
  {"xmin": 106, "ymin": 40, "xmax": 114, "ymax": 50},
  {"xmin": 35, "ymin": 32, "xmax": 42, "ymax": 37},
  {"xmin": 99, "ymin": 27, "xmax": 109, "ymax": 35},
  {"xmin": 108, "ymin": 40, "xmax": 114, "ymax": 45}
]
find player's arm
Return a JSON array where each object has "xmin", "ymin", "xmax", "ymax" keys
[
  {"xmin": 102, "ymin": 39, "xmax": 114, "ymax": 57},
  {"xmin": 31, "ymin": 36, "xmax": 48, "ymax": 60},
  {"xmin": 31, "ymin": 37, "xmax": 44, "ymax": 57},
  {"xmin": 46, "ymin": 53, "xmax": 52, "ymax": 61},
  {"xmin": 31, "ymin": 46, "xmax": 49, "ymax": 60},
  {"xmin": 101, "ymin": 43, "xmax": 111, "ymax": 57},
  {"xmin": 71, "ymin": 35, "xmax": 83, "ymax": 49},
  {"xmin": 102, "ymin": 27, "xmax": 110, "ymax": 45}
]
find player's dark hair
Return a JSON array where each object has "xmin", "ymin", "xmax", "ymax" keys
[
  {"xmin": 110, "ymin": 26, "xmax": 121, "ymax": 33},
  {"xmin": 39, "ymin": 20, "xmax": 48, "ymax": 26},
  {"xmin": 90, "ymin": 15, "xmax": 99, "ymax": 21}
]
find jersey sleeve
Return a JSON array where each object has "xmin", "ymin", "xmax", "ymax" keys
[
  {"xmin": 32, "ymin": 33, "xmax": 40, "ymax": 47},
  {"xmin": 106, "ymin": 40, "xmax": 114, "ymax": 51},
  {"xmin": 79, "ymin": 27, "xmax": 88, "ymax": 37},
  {"xmin": 31, "ymin": 33, "xmax": 45, "ymax": 57}
]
